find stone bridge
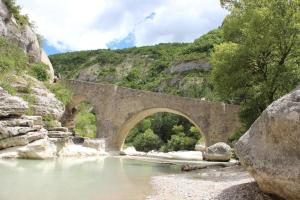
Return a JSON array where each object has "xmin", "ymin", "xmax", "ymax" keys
[{"xmin": 65, "ymin": 80, "xmax": 241, "ymax": 152}]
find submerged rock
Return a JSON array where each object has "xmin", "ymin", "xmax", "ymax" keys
[
  {"xmin": 235, "ymin": 88, "xmax": 300, "ymax": 200},
  {"xmin": 203, "ymin": 142, "xmax": 231, "ymax": 162}
]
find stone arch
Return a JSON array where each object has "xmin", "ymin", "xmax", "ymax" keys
[
  {"xmin": 61, "ymin": 94, "xmax": 97, "ymax": 136},
  {"xmin": 112, "ymin": 107, "xmax": 206, "ymax": 151}
]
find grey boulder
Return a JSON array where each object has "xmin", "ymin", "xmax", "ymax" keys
[
  {"xmin": 235, "ymin": 88, "xmax": 300, "ymax": 200},
  {"xmin": 203, "ymin": 142, "xmax": 231, "ymax": 162}
]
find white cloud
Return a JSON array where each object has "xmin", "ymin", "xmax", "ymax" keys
[{"xmin": 16, "ymin": 0, "xmax": 227, "ymax": 51}]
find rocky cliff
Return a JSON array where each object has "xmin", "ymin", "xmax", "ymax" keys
[{"xmin": 0, "ymin": 0, "xmax": 54, "ymax": 81}]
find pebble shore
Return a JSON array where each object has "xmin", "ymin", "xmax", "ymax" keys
[{"xmin": 146, "ymin": 166, "xmax": 273, "ymax": 200}]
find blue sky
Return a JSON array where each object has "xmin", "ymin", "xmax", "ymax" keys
[{"xmin": 16, "ymin": 0, "xmax": 227, "ymax": 55}]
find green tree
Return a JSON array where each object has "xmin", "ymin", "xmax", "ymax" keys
[
  {"xmin": 132, "ymin": 129, "xmax": 163, "ymax": 152},
  {"xmin": 212, "ymin": 0, "xmax": 300, "ymax": 128}
]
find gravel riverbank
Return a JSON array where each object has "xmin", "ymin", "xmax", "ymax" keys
[{"xmin": 146, "ymin": 166, "xmax": 274, "ymax": 200}]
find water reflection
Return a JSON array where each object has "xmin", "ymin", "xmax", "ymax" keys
[{"xmin": 0, "ymin": 157, "xmax": 179, "ymax": 200}]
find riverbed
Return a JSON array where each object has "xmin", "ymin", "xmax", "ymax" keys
[{"xmin": 0, "ymin": 157, "xmax": 180, "ymax": 200}]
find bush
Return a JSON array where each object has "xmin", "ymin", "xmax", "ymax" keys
[
  {"xmin": 75, "ymin": 102, "xmax": 97, "ymax": 138},
  {"xmin": 133, "ymin": 129, "xmax": 163, "ymax": 152},
  {"xmin": 43, "ymin": 115, "xmax": 57, "ymax": 129},
  {"xmin": 164, "ymin": 132, "xmax": 197, "ymax": 152},
  {"xmin": 3, "ymin": 0, "xmax": 30, "ymax": 26},
  {"xmin": 0, "ymin": 37, "xmax": 28, "ymax": 74},
  {"xmin": 46, "ymin": 82, "xmax": 72, "ymax": 106},
  {"xmin": 30, "ymin": 62, "xmax": 50, "ymax": 82}
]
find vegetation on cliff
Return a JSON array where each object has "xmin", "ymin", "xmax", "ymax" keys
[{"xmin": 3, "ymin": 0, "xmax": 30, "ymax": 26}]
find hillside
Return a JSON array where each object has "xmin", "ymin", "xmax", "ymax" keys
[
  {"xmin": 50, "ymin": 29, "xmax": 223, "ymax": 100},
  {"xmin": 49, "ymin": 29, "xmax": 225, "ymax": 151}
]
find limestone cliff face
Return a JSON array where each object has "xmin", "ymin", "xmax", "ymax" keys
[{"xmin": 0, "ymin": 0, "xmax": 54, "ymax": 82}]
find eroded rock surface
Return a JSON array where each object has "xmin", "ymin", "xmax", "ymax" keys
[
  {"xmin": 0, "ymin": 87, "xmax": 28, "ymax": 117},
  {"xmin": 11, "ymin": 76, "xmax": 64, "ymax": 120},
  {"xmin": 235, "ymin": 88, "xmax": 300, "ymax": 200}
]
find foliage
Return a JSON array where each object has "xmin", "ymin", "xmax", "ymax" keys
[
  {"xmin": 46, "ymin": 82, "xmax": 72, "ymax": 106},
  {"xmin": 75, "ymin": 102, "xmax": 97, "ymax": 138},
  {"xmin": 3, "ymin": 0, "xmax": 31, "ymax": 26},
  {"xmin": 132, "ymin": 129, "xmax": 163, "ymax": 152},
  {"xmin": 0, "ymin": 36, "xmax": 28, "ymax": 75},
  {"xmin": 29, "ymin": 62, "xmax": 50, "ymax": 82},
  {"xmin": 162, "ymin": 132, "xmax": 198, "ymax": 152},
  {"xmin": 125, "ymin": 113, "xmax": 202, "ymax": 152},
  {"xmin": 211, "ymin": 0, "xmax": 300, "ymax": 128},
  {"xmin": 42, "ymin": 115, "xmax": 57, "ymax": 129}
]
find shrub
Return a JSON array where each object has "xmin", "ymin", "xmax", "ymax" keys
[
  {"xmin": 43, "ymin": 115, "xmax": 57, "ymax": 129},
  {"xmin": 0, "ymin": 36, "xmax": 28, "ymax": 74},
  {"xmin": 133, "ymin": 129, "xmax": 163, "ymax": 152},
  {"xmin": 46, "ymin": 82, "xmax": 72, "ymax": 106},
  {"xmin": 3, "ymin": 0, "xmax": 31, "ymax": 26},
  {"xmin": 30, "ymin": 62, "xmax": 50, "ymax": 82},
  {"xmin": 75, "ymin": 102, "xmax": 97, "ymax": 138},
  {"xmin": 163, "ymin": 132, "xmax": 197, "ymax": 152}
]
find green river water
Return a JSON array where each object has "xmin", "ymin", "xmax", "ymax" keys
[{"xmin": 0, "ymin": 157, "xmax": 180, "ymax": 200}]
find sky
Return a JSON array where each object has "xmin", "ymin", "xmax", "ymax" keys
[{"xmin": 16, "ymin": 0, "xmax": 227, "ymax": 55}]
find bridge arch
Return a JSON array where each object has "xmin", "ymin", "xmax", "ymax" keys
[
  {"xmin": 114, "ymin": 107, "xmax": 206, "ymax": 151},
  {"xmin": 65, "ymin": 80, "xmax": 242, "ymax": 152}
]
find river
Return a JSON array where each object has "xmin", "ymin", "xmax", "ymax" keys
[{"xmin": 0, "ymin": 157, "xmax": 180, "ymax": 200}]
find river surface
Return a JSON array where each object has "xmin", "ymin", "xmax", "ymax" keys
[{"xmin": 0, "ymin": 157, "xmax": 180, "ymax": 200}]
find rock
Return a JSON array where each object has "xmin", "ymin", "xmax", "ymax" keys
[
  {"xmin": 18, "ymin": 138, "xmax": 57, "ymax": 159},
  {"xmin": 72, "ymin": 136, "xmax": 85, "ymax": 144},
  {"xmin": 0, "ymin": 87, "xmax": 28, "ymax": 117},
  {"xmin": 195, "ymin": 144, "xmax": 206, "ymax": 152},
  {"xmin": 82, "ymin": 138, "xmax": 105, "ymax": 151},
  {"xmin": 40, "ymin": 49, "xmax": 55, "ymax": 82},
  {"xmin": 170, "ymin": 61, "xmax": 211, "ymax": 74},
  {"xmin": 47, "ymin": 127, "xmax": 69, "ymax": 132},
  {"xmin": 58, "ymin": 143, "xmax": 102, "ymax": 157},
  {"xmin": 21, "ymin": 115, "xmax": 43, "ymax": 126},
  {"xmin": 0, "ymin": 146, "xmax": 22, "ymax": 159},
  {"xmin": 11, "ymin": 75, "xmax": 64, "ymax": 120},
  {"xmin": 47, "ymin": 131, "xmax": 72, "ymax": 138},
  {"xmin": 0, "ymin": 126, "xmax": 42, "ymax": 140},
  {"xmin": 120, "ymin": 146, "xmax": 139, "ymax": 156},
  {"xmin": 0, "ymin": 130, "xmax": 46, "ymax": 150},
  {"xmin": 235, "ymin": 88, "xmax": 300, "ymax": 200},
  {"xmin": 203, "ymin": 142, "xmax": 231, "ymax": 162},
  {"xmin": 0, "ymin": 118, "xmax": 34, "ymax": 127}
]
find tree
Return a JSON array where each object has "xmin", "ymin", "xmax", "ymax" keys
[
  {"xmin": 212, "ymin": 0, "xmax": 300, "ymax": 128},
  {"xmin": 132, "ymin": 129, "xmax": 163, "ymax": 152}
]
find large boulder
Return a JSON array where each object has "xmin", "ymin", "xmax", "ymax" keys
[
  {"xmin": 235, "ymin": 89, "xmax": 300, "ymax": 200},
  {"xmin": 0, "ymin": 87, "xmax": 28, "ymax": 117},
  {"xmin": 203, "ymin": 142, "xmax": 231, "ymax": 162}
]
